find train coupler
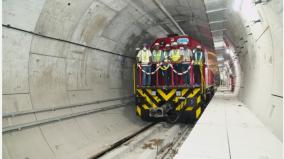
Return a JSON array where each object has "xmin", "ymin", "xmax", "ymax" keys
[{"xmin": 149, "ymin": 103, "xmax": 173, "ymax": 118}]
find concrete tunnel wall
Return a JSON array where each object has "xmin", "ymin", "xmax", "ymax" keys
[
  {"xmin": 224, "ymin": 0, "xmax": 283, "ymax": 140},
  {"xmin": 2, "ymin": 0, "xmax": 283, "ymax": 159},
  {"xmin": 3, "ymin": 0, "xmax": 167, "ymax": 158}
]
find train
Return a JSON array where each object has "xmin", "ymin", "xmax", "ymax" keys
[{"xmin": 134, "ymin": 35, "xmax": 217, "ymax": 123}]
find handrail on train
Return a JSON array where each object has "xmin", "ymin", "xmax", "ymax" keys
[{"xmin": 135, "ymin": 62, "xmax": 207, "ymax": 88}]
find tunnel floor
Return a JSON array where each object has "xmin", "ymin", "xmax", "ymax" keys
[
  {"xmin": 174, "ymin": 92, "xmax": 282, "ymax": 159},
  {"xmin": 88, "ymin": 89, "xmax": 282, "ymax": 159}
]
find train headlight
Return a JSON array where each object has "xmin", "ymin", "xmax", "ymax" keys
[
  {"xmin": 176, "ymin": 91, "xmax": 181, "ymax": 96},
  {"xmin": 151, "ymin": 91, "xmax": 156, "ymax": 96}
]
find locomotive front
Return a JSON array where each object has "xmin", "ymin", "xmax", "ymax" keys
[{"xmin": 134, "ymin": 35, "xmax": 215, "ymax": 123}]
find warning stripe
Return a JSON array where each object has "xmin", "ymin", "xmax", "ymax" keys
[
  {"xmin": 184, "ymin": 89, "xmax": 201, "ymax": 112},
  {"xmin": 186, "ymin": 107, "xmax": 193, "ymax": 111},
  {"xmin": 157, "ymin": 89, "xmax": 176, "ymax": 101},
  {"xmin": 197, "ymin": 95, "xmax": 201, "ymax": 104},
  {"xmin": 188, "ymin": 88, "xmax": 200, "ymax": 98},
  {"xmin": 136, "ymin": 88, "xmax": 200, "ymax": 113},
  {"xmin": 182, "ymin": 89, "xmax": 189, "ymax": 96},
  {"xmin": 142, "ymin": 104, "xmax": 150, "ymax": 110},
  {"xmin": 173, "ymin": 88, "xmax": 188, "ymax": 103},
  {"xmin": 174, "ymin": 89, "xmax": 191, "ymax": 110},
  {"xmin": 196, "ymin": 107, "xmax": 201, "ymax": 118},
  {"xmin": 146, "ymin": 89, "xmax": 161, "ymax": 103},
  {"xmin": 136, "ymin": 106, "xmax": 141, "ymax": 116},
  {"xmin": 143, "ymin": 89, "xmax": 161, "ymax": 107},
  {"xmin": 176, "ymin": 100, "xmax": 187, "ymax": 111},
  {"xmin": 137, "ymin": 89, "xmax": 157, "ymax": 108}
]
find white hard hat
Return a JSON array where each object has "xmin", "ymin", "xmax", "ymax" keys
[
  {"xmin": 154, "ymin": 43, "xmax": 159, "ymax": 46},
  {"xmin": 165, "ymin": 44, "xmax": 170, "ymax": 47},
  {"xmin": 172, "ymin": 42, "xmax": 178, "ymax": 46},
  {"xmin": 180, "ymin": 47, "xmax": 184, "ymax": 49},
  {"xmin": 197, "ymin": 45, "xmax": 202, "ymax": 49},
  {"xmin": 135, "ymin": 48, "xmax": 140, "ymax": 51}
]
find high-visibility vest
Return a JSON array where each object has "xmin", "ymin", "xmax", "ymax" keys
[
  {"xmin": 194, "ymin": 51, "xmax": 203, "ymax": 65},
  {"xmin": 138, "ymin": 50, "xmax": 151, "ymax": 64},
  {"xmin": 171, "ymin": 49, "xmax": 181, "ymax": 62},
  {"xmin": 163, "ymin": 51, "xmax": 170, "ymax": 62},
  {"xmin": 182, "ymin": 49, "xmax": 192, "ymax": 62},
  {"xmin": 152, "ymin": 50, "xmax": 162, "ymax": 62}
]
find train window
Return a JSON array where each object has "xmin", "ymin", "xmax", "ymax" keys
[{"xmin": 177, "ymin": 38, "xmax": 189, "ymax": 44}]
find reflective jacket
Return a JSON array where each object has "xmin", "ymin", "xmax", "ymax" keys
[
  {"xmin": 194, "ymin": 50, "xmax": 204, "ymax": 65},
  {"xmin": 137, "ymin": 49, "xmax": 152, "ymax": 65},
  {"xmin": 170, "ymin": 49, "xmax": 181, "ymax": 62},
  {"xmin": 152, "ymin": 50, "xmax": 163, "ymax": 63}
]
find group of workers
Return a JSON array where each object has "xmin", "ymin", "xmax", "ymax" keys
[{"xmin": 136, "ymin": 41, "xmax": 205, "ymax": 86}]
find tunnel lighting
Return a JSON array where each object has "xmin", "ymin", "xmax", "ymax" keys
[
  {"xmin": 226, "ymin": 48, "xmax": 230, "ymax": 54},
  {"xmin": 254, "ymin": 0, "xmax": 269, "ymax": 5},
  {"xmin": 254, "ymin": 0, "xmax": 262, "ymax": 4},
  {"xmin": 253, "ymin": 19, "xmax": 261, "ymax": 24},
  {"xmin": 233, "ymin": 0, "xmax": 243, "ymax": 11},
  {"xmin": 218, "ymin": 63, "xmax": 224, "ymax": 67},
  {"xmin": 217, "ymin": 56, "xmax": 225, "ymax": 62}
]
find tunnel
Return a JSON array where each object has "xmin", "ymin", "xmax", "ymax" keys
[{"xmin": 2, "ymin": 0, "xmax": 283, "ymax": 159}]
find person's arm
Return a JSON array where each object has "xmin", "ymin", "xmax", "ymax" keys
[
  {"xmin": 151, "ymin": 51, "xmax": 154, "ymax": 63},
  {"xmin": 169, "ymin": 50, "xmax": 173, "ymax": 62},
  {"xmin": 148, "ymin": 50, "xmax": 152, "ymax": 63},
  {"xmin": 160, "ymin": 51, "xmax": 164, "ymax": 64},
  {"xmin": 163, "ymin": 51, "xmax": 169, "ymax": 63},
  {"xmin": 192, "ymin": 52, "xmax": 195, "ymax": 64},
  {"xmin": 179, "ymin": 50, "xmax": 184, "ymax": 63},
  {"xmin": 136, "ymin": 51, "xmax": 141, "ymax": 63},
  {"xmin": 202, "ymin": 52, "xmax": 205, "ymax": 63},
  {"xmin": 189, "ymin": 49, "xmax": 193, "ymax": 62}
]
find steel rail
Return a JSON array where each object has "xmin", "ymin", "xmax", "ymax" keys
[{"xmin": 91, "ymin": 123, "xmax": 157, "ymax": 159}]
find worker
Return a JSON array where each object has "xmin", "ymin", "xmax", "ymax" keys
[
  {"xmin": 181, "ymin": 43, "xmax": 193, "ymax": 86},
  {"xmin": 169, "ymin": 42, "xmax": 183, "ymax": 86},
  {"xmin": 192, "ymin": 45, "xmax": 205, "ymax": 86},
  {"xmin": 152, "ymin": 43, "xmax": 163, "ymax": 63},
  {"xmin": 136, "ymin": 43, "xmax": 152, "ymax": 86},
  {"xmin": 161, "ymin": 44, "xmax": 171, "ymax": 86},
  {"xmin": 152, "ymin": 43, "xmax": 163, "ymax": 86}
]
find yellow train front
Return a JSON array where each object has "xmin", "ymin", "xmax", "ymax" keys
[
  {"xmin": 134, "ymin": 35, "xmax": 216, "ymax": 123},
  {"xmin": 136, "ymin": 85, "xmax": 205, "ymax": 123}
]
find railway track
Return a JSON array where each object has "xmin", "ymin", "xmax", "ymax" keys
[
  {"xmin": 91, "ymin": 123, "xmax": 157, "ymax": 158},
  {"xmin": 93, "ymin": 122, "xmax": 193, "ymax": 159}
]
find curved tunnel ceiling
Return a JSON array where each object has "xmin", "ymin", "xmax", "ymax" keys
[{"xmin": 2, "ymin": 0, "xmax": 283, "ymax": 158}]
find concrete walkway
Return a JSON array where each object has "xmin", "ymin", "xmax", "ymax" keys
[{"xmin": 174, "ymin": 94, "xmax": 282, "ymax": 159}]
